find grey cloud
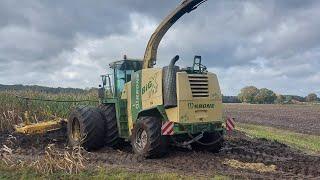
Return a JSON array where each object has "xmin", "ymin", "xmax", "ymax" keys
[{"xmin": 161, "ymin": 0, "xmax": 320, "ymax": 66}]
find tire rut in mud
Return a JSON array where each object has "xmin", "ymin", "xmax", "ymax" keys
[
  {"xmin": 223, "ymin": 132, "xmax": 320, "ymax": 178},
  {"xmin": 70, "ymin": 131, "xmax": 320, "ymax": 178}
]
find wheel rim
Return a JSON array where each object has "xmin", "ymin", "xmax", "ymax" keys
[
  {"xmin": 135, "ymin": 129, "xmax": 148, "ymax": 151},
  {"xmin": 71, "ymin": 118, "xmax": 81, "ymax": 142}
]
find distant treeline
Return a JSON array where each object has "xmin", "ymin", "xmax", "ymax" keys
[
  {"xmin": 0, "ymin": 84, "xmax": 242, "ymax": 103},
  {"xmin": 0, "ymin": 84, "xmax": 97, "ymax": 94},
  {"xmin": 222, "ymin": 95, "xmax": 314, "ymax": 104},
  {"xmin": 0, "ymin": 84, "xmax": 317, "ymax": 104},
  {"xmin": 237, "ymin": 86, "xmax": 319, "ymax": 104},
  {"xmin": 222, "ymin": 96, "xmax": 241, "ymax": 103}
]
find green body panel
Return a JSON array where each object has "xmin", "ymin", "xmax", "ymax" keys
[
  {"xmin": 173, "ymin": 121, "xmax": 224, "ymax": 135},
  {"xmin": 101, "ymin": 98, "xmax": 129, "ymax": 138},
  {"xmin": 102, "ymin": 98, "xmax": 118, "ymax": 104},
  {"xmin": 118, "ymin": 99, "xmax": 129, "ymax": 138}
]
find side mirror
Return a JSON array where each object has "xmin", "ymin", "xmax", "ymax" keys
[
  {"xmin": 193, "ymin": 55, "xmax": 206, "ymax": 73},
  {"xmin": 102, "ymin": 76, "xmax": 107, "ymax": 86},
  {"xmin": 194, "ymin": 55, "xmax": 202, "ymax": 63},
  {"xmin": 193, "ymin": 56, "xmax": 202, "ymax": 70},
  {"xmin": 98, "ymin": 86, "xmax": 105, "ymax": 99}
]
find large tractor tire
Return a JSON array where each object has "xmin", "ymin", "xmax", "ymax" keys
[
  {"xmin": 68, "ymin": 106, "xmax": 105, "ymax": 151},
  {"xmin": 192, "ymin": 131, "xmax": 224, "ymax": 153},
  {"xmin": 131, "ymin": 116, "xmax": 168, "ymax": 158},
  {"xmin": 98, "ymin": 104, "xmax": 119, "ymax": 147}
]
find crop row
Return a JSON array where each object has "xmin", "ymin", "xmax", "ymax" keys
[{"xmin": 0, "ymin": 90, "xmax": 98, "ymax": 132}]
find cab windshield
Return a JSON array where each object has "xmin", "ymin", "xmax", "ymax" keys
[{"xmin": 111, "ymin": 60, "xmax": 142, "ymax": 97}]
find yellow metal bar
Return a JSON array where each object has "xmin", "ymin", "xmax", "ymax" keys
[{"xmin": 15, "ymin": 119, "xmax": 66, "ymax": 135}]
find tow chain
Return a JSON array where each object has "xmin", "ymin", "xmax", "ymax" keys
[
  {"xmin": 187, "ymin": 131, "xmax": 224, "ymax": 146},
  {"xmin": 171, "ymin": 125, "xmax": 224, "ymax": 149},
  {"xmin": 16, "ymin": 95, "xmax": 99, "ymax": 103}
]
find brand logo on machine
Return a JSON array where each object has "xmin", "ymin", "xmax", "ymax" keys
[
  {"xmin": 142, "ymin": 81, "xmax": 155, "ymax": 95},
  {"xmin": 135, "ymin": 73, "xmax": 140, "ymax": 109},
  {"xmin": 188, "ymin": 102, "xmax": 215, "ymax": 109},
  {"xmin": 141, "ymin": 73, "xmax": 158, "ymax": 97}
]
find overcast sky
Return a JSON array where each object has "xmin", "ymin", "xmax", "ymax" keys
[{"xmin": 0, "ymin": 0, "xmax": 319, "ymax": 96}]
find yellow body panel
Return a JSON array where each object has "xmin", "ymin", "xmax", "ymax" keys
[
  {"xmin": 125, "ymin": 68, "xmax": 222, "ymax": 135},
  {"xmin": 165, "ymin": 107, "xmax": 179, "ymax": 122},
  {"xmin": 141, "ymin": 68, "xmax": 163, "ymax": 109},
  {"xmin": 169, "ymin": 72, "xmax": 223, "ymax": 123},
  {"xmin": 122, "ymin": 82, "xmax": 134, "ymax": 134},
  {"xmin": 123, "ymin": 69, "xmax": 163, "ymax": 135}
]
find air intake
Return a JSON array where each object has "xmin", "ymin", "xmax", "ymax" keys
[{"xmin": 188, "ymin": 74, "xmax": 209, "ymax": 98}]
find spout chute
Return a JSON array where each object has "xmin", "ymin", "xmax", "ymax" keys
[{"xmin": 142, "ymin": 0, "xmax": 207, "ymax": 69}]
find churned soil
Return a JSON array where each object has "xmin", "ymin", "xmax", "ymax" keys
[
  {"xmin": 224, "ymin": 104, "xmax": 320, "ymax": 135},
  {"xmin": 1, "ymin": 130, "xmax": 319, "ymax": 179}
]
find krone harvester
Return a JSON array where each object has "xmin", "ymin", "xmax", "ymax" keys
[{"xmin": 67, "ymin": 0, "xmax": 225, "ymax": 158}]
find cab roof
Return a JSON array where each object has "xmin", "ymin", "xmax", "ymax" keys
[{"xmin": 109, "ymin": 58, "xmax": 143, "ymax": 71}]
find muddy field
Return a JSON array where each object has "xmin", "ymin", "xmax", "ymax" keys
[
  {"xmin": 225, "ymin": 104, "xmax": 320, "ymax": 135},
  {"xmin": 1, "ymin": 103, "xmax": 320, "ymax": 178},
  {"xmin": 1, "ymin": 130, "xmax": 319, "ymax": 179}
]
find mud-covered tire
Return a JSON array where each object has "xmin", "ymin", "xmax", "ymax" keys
[
  {"xmin": 131, "ymin": 116, "xmax": 168, "ymax": 158},
  {"xmin": 192, "ymin": 131, "xmax": 224, "ymax": 153},
  {"xmin": 68, "ymin": 106, "xmax": 105, "ymax": 151},
  {"xmin": 98, "ymin": 104, "xmax": 119, "ymax": 147}
]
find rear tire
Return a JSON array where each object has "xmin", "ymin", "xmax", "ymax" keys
[
  {"xmin": 192, "ymin": 131, "xmax": 224, "ymax": 153},
  {"xmin": 131, "ymin": 116, "xmax": 168, "ymax": 158},
  {"xmin": 98, "ymin": 104, "xmax": 120, "ymax": 147},
  {"xmin": 68, "ymin": 106, "xmax": 105, "ymax": 151}
]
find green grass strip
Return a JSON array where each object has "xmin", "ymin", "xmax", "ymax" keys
[
  {"xmin": 237, "ymin": 123, "xmax": 320, "ymax": 154},
  {"xmin": 0, "ymin": 162, "xmax": 231, "ymax": 180},
  {"xmin": 0, "ymin": 165, "xmax": 183, "ymax": 180}
]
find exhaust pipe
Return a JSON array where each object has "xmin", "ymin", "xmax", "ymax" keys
[
  {"xmin": 163, "ymin": 55, "xmax": 180, "ymax": 108},
  {"xmin": 169, "ymin": 55, "xmax": 179, "ymax": 68}
]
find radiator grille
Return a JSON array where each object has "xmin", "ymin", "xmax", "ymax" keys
[{"xmin": 188, "ymin": 74, "xmax": 209, "ymax": 98}]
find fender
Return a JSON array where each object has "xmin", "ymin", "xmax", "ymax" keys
[{"xmin": 137, "ymin": 105, "xmax": 169, "ymax": 122}]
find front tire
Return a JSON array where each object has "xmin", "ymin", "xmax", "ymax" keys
[
  {"xmin": 68, "ymin": 106, "xmax": 105, "ymax": 151},
  {"xmin": 131, "ymin": 116, "xmax": 168, "ymax": 158}
]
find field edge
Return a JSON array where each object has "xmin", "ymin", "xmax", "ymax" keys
[{"xmin": 237, "ymin": 123, "xmax": 320, "ymax": 155}]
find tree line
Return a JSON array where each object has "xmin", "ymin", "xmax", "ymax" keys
[
  {"xmin": 237, "ymin": 86, "xmax": 319, "ymax": 104},
  {"xmin": 1, "ymin": 84, "xmax": 318, "ymax": 104},
  {"xmin": 0, "ymin": 84, "xmax": 97, "ymax": 94}
]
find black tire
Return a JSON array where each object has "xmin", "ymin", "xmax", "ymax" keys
[
  {"xmin": 131, "ymin": 116, "xmax": 168, "ymax": 158},
  {"xmin": 68, "ymin": 106, "xmax": 105, "ymax": 151},
  {"xmin": 98, "ymin": 104, "xmax": 119, "ymax": 147},
  {"xmin": 192, "ymin": 131, "xmax": 224, "ymax": 153}
]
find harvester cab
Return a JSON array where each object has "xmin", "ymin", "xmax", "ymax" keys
[
  {"xmin": 67, "ymin": 0, "xmax": 225, "ymax": 158},
  {"xmin": 100, "ymin": 57, "xmax": 143, "ymax": 98}
]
